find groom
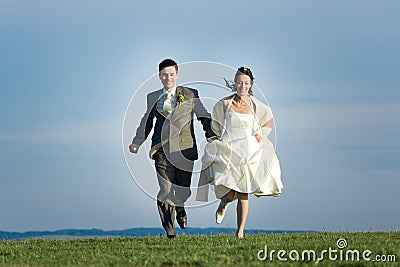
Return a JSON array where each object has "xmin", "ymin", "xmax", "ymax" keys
[{"xmin": 129, "ymin": 59, "xmax": 216, "ymax": 238}]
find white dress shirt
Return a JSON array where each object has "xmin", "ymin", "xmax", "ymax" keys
[{"xmin": 158, "ymin": 87, "xmax": 177, "ymax": 116}]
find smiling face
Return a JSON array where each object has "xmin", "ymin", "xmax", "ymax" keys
[
  {"xmin": 234, "ymin": 74, "xmax": 252, "ymax": 97},
  {"xmin": 159, "ymin": 66, "xmax": 178, "ymax": 91}
]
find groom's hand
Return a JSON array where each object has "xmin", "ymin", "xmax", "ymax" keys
[{"xmin": 129, "ymin": 144, "xmax": 139, "ymax": 154}]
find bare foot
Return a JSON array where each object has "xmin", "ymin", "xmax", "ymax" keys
[{"xmin": 236, "ymin": 231, "xmax": 244, "ymax": 239}]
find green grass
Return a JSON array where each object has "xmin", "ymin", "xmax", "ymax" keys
[{"xmin": 0, "ymin": 232, "xmax": 399, "ymax": 266}]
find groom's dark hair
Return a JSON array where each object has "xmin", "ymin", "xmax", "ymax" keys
[{"xmin": 159, "ymin": 58, "xmax": 178, "ymax": 72}]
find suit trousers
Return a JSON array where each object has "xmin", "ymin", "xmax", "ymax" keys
[{"xmin": 154, "ymin": 149, "xmax": 193, "ymax": 236}]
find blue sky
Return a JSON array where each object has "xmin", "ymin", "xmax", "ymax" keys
[{"xmin": 1, "ymin": 0, "xmax": 399, "ymax": 232}]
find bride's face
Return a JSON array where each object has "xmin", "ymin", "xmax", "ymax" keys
[{"xmin": 235, "ymin": 74, "xmax": 252, "ymax": 97}]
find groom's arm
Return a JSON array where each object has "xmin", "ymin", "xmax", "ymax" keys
[
  {"xmin": 131, "ymin": 94, "xmax": 155, "ymax": 151},
  {"xmin": 191, "ymin": 89, "xmax": 217, "ymax": 139}
]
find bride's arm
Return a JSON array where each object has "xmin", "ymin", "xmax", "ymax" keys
[
  {"xmin": 260, "ymin": 118, "xmax": 274, "ymax": 139},
  {"xmin": 262, "ymin": 118, "xmax": 274, "ymax": 128}
]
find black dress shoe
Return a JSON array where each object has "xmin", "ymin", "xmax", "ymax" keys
[
  {"xmin": 176, "ymin": 207, "xmax": 187, "ymax": 229},
  {"xmin": 176, "ymin": 214, "xmax": 187, "ymax": 229}
]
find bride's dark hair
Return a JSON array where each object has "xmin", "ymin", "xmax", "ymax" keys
[{"xmin": 224, "ymin": 67, "xmax": 255, "ymax": 95}]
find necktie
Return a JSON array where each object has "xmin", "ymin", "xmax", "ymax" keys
[{"xmin": 163, "ymin": 93, "xmax": 172, "ymax": 116}]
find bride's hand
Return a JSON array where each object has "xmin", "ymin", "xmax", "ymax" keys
[{"xmin": 254, "ymin": 133, "xmax": 263, "ymax": 142}]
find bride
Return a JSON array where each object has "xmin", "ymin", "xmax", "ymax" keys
[{"xmin": 196, "ymin": 67, "xmax": 283, "ymax": 238}]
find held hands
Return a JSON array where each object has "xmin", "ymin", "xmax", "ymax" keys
[
  {"xmin": 207, "ymin": 136, "xmax": 220, "ymax": 143},
  {"xmin": 129, "ymin": 144, "xmax": 139, "ymax": 154}
]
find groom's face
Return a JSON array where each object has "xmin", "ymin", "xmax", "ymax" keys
[{"xmin": 159, "ymin": 66, "xmax": 178, "ymax": 90}]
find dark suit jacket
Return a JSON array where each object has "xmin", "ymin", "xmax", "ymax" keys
[{"xmin": 132, "ymin": 86, "xmax": 215, "ymax": 161}]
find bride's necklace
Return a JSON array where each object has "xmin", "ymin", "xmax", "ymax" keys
[{"xmin": 236, "ymin": 95, "xmax": 251, "ymax": 107}]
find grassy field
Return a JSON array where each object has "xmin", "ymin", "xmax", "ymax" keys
[{"xmin": 0, "ymin": 232, "xmax": 399, "ymax": 266}]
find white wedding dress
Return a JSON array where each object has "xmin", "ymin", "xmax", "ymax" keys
[{"xmin": 198, "ymin": 99, "xmax": 283, "ymax": 200}]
